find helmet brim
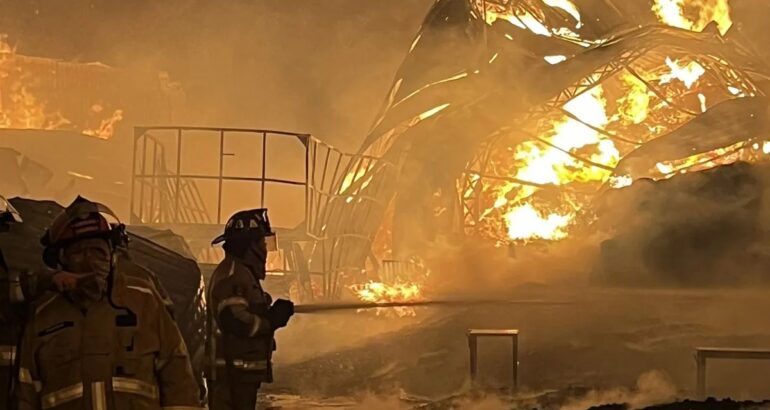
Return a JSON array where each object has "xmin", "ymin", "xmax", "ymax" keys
[{"xmin": 210, "ymin": 232, "xmax": 277, "ymax": 251}]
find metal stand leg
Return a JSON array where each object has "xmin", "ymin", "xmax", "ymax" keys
[
  {"xmin": 469, "ymin": 334, "xmax": 478, "ymax": 383},
  {"xmin": 512, "ymin": 334, "xmax": 519, "ymax": 390},
  {"xmin": 468, "ymin": 329, "xmax": 519, "ymax": 389},
  {"xmin": 696, "ymin": 351, "xmax": 706, "ymax": 399}
]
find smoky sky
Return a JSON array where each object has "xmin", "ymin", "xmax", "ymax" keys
[
  {"xmin": 0, "ymin": 0, "xmax": 434, "ymax": 149},
  {"xmin": 3, "ymin": 0, "xmax": 770, "ymax": 150}
]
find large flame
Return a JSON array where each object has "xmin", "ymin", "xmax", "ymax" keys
[
  {"xmin": 349, "ymin": 281, "xmax": 424, "ymax": 317},
  {"xmin": 472, "ymin": 48, "xmax": 756, "ymax": 244},
  {"xmin": 660, "ymin": 57, "xmax": 706, "ymax": 89},
  {"xmin": 0, "ymin": 34, "xmax": 124, "ymax": 138},
  {"xmin": 652, "ymin": 0, "xmax": 733, "ymax": 35},
  {"xmin": 506, "ymin": 203, "xmax": 572, "ymax": 241},
  {"xmin": 492, "ymin": 85, "xmax": 618, "ymax": 242},
  {"xmin": 477, "ymin": 0, "xmax": 586, "ymax": 42},
  {"xmin": 616, "ymin": 72, "xmax": 651, "ymax": 125}
]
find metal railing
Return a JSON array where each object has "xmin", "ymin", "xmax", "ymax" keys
[
  {"xmin": 131, "ymin": 126, "xmax": 311, "ymax": 225},
  {"xmin": 130, "ymin": 125, "xmax": 397, "ymax": 300}
]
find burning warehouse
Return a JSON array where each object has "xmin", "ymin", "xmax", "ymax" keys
[
  {"xmin": 329, "ymin": 0, "xmax": 770, "ymax": 267},
  {"xmin": 4, "ymin": 0, "xmax": 770, "ymax": 408}
]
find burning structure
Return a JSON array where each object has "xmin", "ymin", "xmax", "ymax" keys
[
  {"xmin": 5, "ymin": 2, "xmax": 770, "ymax": 405},
  {"xmin": 297, "ymin": 0, "xmax": 770, "ymax": 299},
  {"xmin": 122, "ymin": 0, "xmax": 770, "ymax": 303},
  {"xmin": 0, "ymin": 34, "xmax": 184, "ymax": 214}
]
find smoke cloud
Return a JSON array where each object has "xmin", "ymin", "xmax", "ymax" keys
[
  {"xmin": 0, "ymin": 0, "xmax": 434, "ymax": 149},
  {"xmin": 562, "ymin": 371, "xmax": 678, "ymax": 410}
]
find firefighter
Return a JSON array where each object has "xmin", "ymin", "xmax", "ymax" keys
[
  {"xmin": 206, "ymin": 209, "xmax": 294, "ymax": 410},
  {"xmin": 0, "ymin": 196, "xmax": 23, "ymax": 409},
  {"xmin": 15, "ymin": 196, "xmax": 202, "ymax": 410}
]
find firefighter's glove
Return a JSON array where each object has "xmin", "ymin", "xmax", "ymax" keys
[{"xmin": 267, "ymin": 299, "xmax": 294, "ymax": 329}]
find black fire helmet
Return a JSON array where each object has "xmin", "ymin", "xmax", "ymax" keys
[{"xmin": 211, "ymin": 208, "xmax": 276, "ymax": 251}]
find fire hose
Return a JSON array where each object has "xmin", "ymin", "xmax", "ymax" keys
[{"xmin": 293, "ymin": 298, "xmax": 571, "ymax": 314}]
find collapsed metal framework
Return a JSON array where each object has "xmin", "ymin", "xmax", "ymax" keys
[
  {"xmin": 130, "ymin": 126, "xmax": 395, "ymax": 300},
  {"xmin": 131, "ymin": 126, "xmax": 312, "ymax": 226},
  {"xmin": 460, "ymin": 27, "xmax": 765, "ymax": 237},
  {"xmin": 304, "ymin": 144, "xmax": 396, "ymax": 299},
  {"xmin": 129, "ymin": 22, "xmax": 770, "ymax": 296}
]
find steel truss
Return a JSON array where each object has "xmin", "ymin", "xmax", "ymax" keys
[{"xmin": 459, "ymin": 29, "xmax": 766, "ymax": 238}]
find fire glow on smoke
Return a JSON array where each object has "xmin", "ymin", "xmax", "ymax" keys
[
  {"xmin": 460, "ymin": 0, "xmax": 761, "ymax": 245},
  {"xmin": 652, "ymin": 0, "xmax": 733, "ymax": 35},
  {"xmin": 0, "ymin": 34, "xmax": 123, "ymax": 139},
  {"xmin": 342, "ymin": 0, "xmax": 762, "ymax": 307}
]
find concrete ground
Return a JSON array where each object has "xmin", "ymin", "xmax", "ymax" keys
[{"xmin": 260, "ymin": 286, "xmax": 770, "ymax": 409}]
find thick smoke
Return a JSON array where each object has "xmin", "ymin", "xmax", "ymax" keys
[
  {"xmin": 0, "ymin": 0, "xmax": 435, "ymax": 221},
  {"xmin": 0, "ymin": 0, "xmax": 433, "ymax": 148},
  {"xmin": 561, "ymin": 371, "xmax": 678, "ymax": 410}
]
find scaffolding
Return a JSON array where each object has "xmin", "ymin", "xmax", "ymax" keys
[{"xmin": 130, "ymin": 126, "xmax": 395, "ymax": 300}]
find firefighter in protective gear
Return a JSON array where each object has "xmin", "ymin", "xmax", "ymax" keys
[
  {"xmin": 206, "ymin": 209, "xmax": 294, "ymax": 410},
  {"xmin": 15, "ymin": 196, "xmax": 202, "ymax": 410},
  {"xmin": 1, "ymin": 196, "xmax": 24, "ymax": 409}
]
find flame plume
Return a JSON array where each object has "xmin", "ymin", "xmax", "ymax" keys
[{"xmin": 652, "ymin": 0, "xmax": 733, "ymax": 35}]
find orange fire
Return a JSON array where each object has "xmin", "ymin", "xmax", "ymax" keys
[
  {"xmin": 490, "ymin": 85, "xmax": 618, "ymax": 242},
  {"xmin": 660, "ymin": 57, "xmax": 706, "ymax": 89},
  {"xmin": 477, "ymin": 0, "xmax": 588, "ymax": 44},
  {"xmin": 82, "ymin": 105, "xmax": 124, "ymax": 140},
  {"xmin": 0, "ymin": 34, "xmax": 123, "ymax": 138},
  {"xmin": 506, "ymin": 203, "xmax": 572, "ymax": 241},
  {"xmin": 652, "ymin": 0, "xmax": 733, "ymax": 35},
  {"xmin": 349, "ymin": 281, "xmax": 424, "ymax": 317},
  {"xmin": 469, "ymin": 45, "xmax": 759, "ymax": 244}
]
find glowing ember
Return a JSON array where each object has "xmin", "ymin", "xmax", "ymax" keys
[
  {"xmin": 652, "ymin": 0, "xmax": 733, "ymax": 35},
  {"xmin": 610, "ymin": 175, "xmax": 634, "ymax": 189},
  {"xmin": 544, "ymin": 55, "xmax": 568, "ymax": 65},
  {"xmin": 660, "ymin": 57, "xmax": 706, "ymax": 89}
]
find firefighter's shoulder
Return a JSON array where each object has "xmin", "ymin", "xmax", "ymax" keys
[
  {"xmin": 114, "ymin": 273, "xmax": 166, "ymax": 315},
  {"xmin": 117, "ymin": 259, "xmax": 172, "ymax": 303},
  {"xmin": 117, "ymin": 257, "xmax": 159, "ymax": 285},
  {"xmin": 31, "ymin": 291, "xmax": 65, "ymax": 316},
  {"xmin": 210, "ymin": 262, "xmax": 252, "ymax": 296},
  {"xmin": 27, "ymin": 291, "xmax": 79, "ymax": 336}
]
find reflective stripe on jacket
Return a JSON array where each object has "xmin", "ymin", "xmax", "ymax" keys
[
  {"xmin": 16, "ymin": 259, "xmax": 202, "ymax": 410},
  {"xmin": 207, "ymin": 257, "xmax": 274, "ymax": 383}
]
